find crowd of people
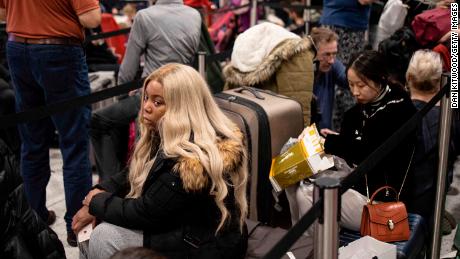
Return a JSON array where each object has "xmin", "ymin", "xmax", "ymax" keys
[{"xmin": 0, "ymin": 0, "xmax": 459, "ymax": 258}]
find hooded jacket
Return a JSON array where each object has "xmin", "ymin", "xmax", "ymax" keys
[
  {"xmin": 89, "ymin": 133, "xmax": 248, "ymax": 259},
  {"xmin": 224, "ymin": 24, "xmax": 315, "ymax": 125},
  {"xmin": 0, "ymin": 138, "xmax": 66, "ymax": 259}
]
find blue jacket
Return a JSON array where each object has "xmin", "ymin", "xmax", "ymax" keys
[
  {"xmin": 320, "ymin": 0, "xmax": 371, "ymax": 30},
  {"xmin": 313, "ymin": 60, "xmax": 348, "ymax": 129}
]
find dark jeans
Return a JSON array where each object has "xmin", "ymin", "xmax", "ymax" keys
[
  {"xmin": 91, "ymin": 94, "xmax": 140, "ymax": 181},
  {"xmin": 7, "ymin": 41, "xmax": 92, "ymax": 232}
]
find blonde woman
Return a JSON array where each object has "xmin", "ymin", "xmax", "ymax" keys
[{"xmin": 72, "ymin": 63, "xmax": 249, "ymax": 259}]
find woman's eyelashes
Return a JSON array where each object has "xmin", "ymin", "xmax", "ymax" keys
[{"xmin": 144, "ymin": 95, "xmax": 164, "ymax": 107}]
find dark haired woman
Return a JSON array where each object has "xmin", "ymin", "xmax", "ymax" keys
[{"xmin": 293, "ymin": 50, "xmax": 416, "ymax": 233}]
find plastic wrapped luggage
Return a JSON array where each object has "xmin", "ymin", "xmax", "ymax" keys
[
  {"xmin": 89, "ymin": 71, "xmax": 117, "ymax": 111},
  {"xmin": 215, "ymin": 87, "xmax": 304, "ymax": 224}
]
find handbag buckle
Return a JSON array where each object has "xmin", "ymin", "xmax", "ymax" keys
[{"xmin": 387, "ymin": 219, "xmax": 395, "ymax": 231}]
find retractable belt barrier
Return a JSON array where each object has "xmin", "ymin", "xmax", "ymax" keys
[
  {"xmin": 84, "ymin": 27, "xmax": 131, "ymax": 45},
  {"xmin": 0, "ymin": 47, "xmax": 231, "ymax": 129},
  {"xmin": 0, "ymin": 78, "xmax": 144, "ymax": 129},
  {"xmin": 79, "ymin": 0, "xmax": 321, "ymax": 46},
  {"xmin": 263, "ymin": 79, "xmax": 451, "ymax": 259}
]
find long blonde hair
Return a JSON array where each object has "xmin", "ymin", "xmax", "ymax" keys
[{"xmin": 127, "ymin": 63, "xmax": 248, "ymax": 232}]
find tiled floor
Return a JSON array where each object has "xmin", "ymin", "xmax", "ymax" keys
[
  {"xmin": 47, "ymin": 148, "xmax": 460, "ymax": 258},
  {"xmin": 48, "ymin": 149, "xmax": 95, "ymax": 259}
]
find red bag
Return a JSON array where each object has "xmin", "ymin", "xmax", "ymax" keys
[{"xmin": 411, "ymin": 8, "xmax": 451, "ymax": 46}]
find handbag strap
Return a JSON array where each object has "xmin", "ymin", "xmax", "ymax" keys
[
  {"xmin": 397, "ymin": 147, "xmax": 415, "ymax": 200},
  {"xmin": 370, "ymin": 185, "xmax": 398, "ymax": 203},
  {"xmin": 365, "ymin": 146, "xmax": 415, "ymax": 203}
]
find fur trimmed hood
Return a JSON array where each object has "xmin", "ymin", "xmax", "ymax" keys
[
  {"xmin": 172, "ymin": 130, "xmax": 244, "ymax": 192},
  {"xmin": 224, "ymin": 37, "xmax": 315, "ymax": 86},
  {"xmin": 230, "ymin": 22, "xmax": 300, "ymax": 72}
]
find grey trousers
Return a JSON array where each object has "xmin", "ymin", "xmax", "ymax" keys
[
  {"xmin": 79, "ymin": 222, "xmax": 143, "ymax": 259},
  {"xmin": 286, "ymin": 181, "xmax": 368, "ymax": 236}
]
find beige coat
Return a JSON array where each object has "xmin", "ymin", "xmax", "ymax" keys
[{"xmin": 224, "ymin": 38, "xmax": 315, "ymax": 125}]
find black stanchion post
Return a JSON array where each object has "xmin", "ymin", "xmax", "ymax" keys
[
  {"xmin": 250, "ymin": 0, "xmax": 258, "ymax": 27},
  {"xmin": 313, "ymin": 177, "xmax": 340, "ymax": 259},
  {"xmin": 431, "ymin": 76, "xmax": 453, "ymax": 259},
  {"xmin": 198, "ymin": 51, "xmax": 207, "ymax": 80}
]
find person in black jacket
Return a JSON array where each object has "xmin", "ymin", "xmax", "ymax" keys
[
  {"xmin": 406, "ymin": 50, "xmax": 460, "ymax": 247},
  {"xmin": 72, "ymin": 63, "xmax": 249, "ymax": 259},
  {"xmin": 0, "ymin": 136, "xmax": 65, "ymax": 259},
  {"xmin": 294, "ymin": 50, "xmax": 416, "ymax": 233}
]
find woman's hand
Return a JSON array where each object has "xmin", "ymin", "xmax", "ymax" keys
[
  {"xmin": 71, "ymin": 206, "xmax": 96, "ymax": 234},
  {"xmin": 82, "ymin": 188, "xmax": 105, "ymax": 207},
  {"xmin": 320, "ymin": 128, "xmax": 339, "ymax": 137}
]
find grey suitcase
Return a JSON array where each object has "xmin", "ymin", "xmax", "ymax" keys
[{"xmin": 215, "ymin": 87, "xmax": 304, "ymax": 224}]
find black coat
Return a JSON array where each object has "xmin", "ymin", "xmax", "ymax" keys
[
  {"xmin": 325, "ymin": 85, "xmax": 416, "ymax": 202},
  {"xmin": 0, "ymin": 138, "xmax": 66, "ymax": 259},
  {"xmin": 89, "ymin": 136, "xmax": 248, "ymax": 259}
]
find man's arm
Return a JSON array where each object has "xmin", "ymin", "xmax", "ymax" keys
[
  {"xmin": 78, "ymin": 8, "xmax": 101, "ymax": 28},
  {"xmin": 118, "ymin": 13, "xmax": 146, "ymax": 84},
  {"xmin": 333, "ymin": 60, "xmax": 349, "ymax": 89},
  {"xmin": 0, "ymin": 8, "xmax": 6, "ymax": 21}
]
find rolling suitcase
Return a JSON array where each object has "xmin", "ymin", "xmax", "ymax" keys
[{"xmin": 215, "ymin": 87, "xmax": 304, "ymax": 224}]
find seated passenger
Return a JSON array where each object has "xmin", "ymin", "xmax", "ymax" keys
[
  {"xmin": 406, "ymin": 50, "xmax": 460, "ymax": 236},
  {"xmin": 72, "ymin": 64, "xmax": 249, "ymax": 259},
  {"xmin": 293, "ymin": 50, "xmax": 416, "ymax": 232}
]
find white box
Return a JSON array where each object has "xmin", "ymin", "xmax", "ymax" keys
[{"xmin": 339, "ymin": 236, "xmax": 397, "ymax": 259}]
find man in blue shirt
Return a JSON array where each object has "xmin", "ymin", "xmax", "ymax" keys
[{"xmin": 310, "ymin": 27, "xmax": 348, "ymax": 133}]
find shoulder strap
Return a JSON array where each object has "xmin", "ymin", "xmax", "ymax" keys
[{"xmin": 397, "ymin": 146, "xmax": 415, "ymax": 200}]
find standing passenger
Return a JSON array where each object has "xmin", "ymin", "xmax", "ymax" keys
[{"xmin": 0, "ymin": 0, "xmax": 101, "ymax": 246}]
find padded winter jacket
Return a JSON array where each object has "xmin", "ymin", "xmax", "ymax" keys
[
  {"xmin": 224, "ymin": 37, "xmax": 315, "ymax": 125},
  {"xmin": 89, "ymin": 134, "xmax": 248, "ymax": 259},
  {"xmin": 0, "ymin": 139, "xmax": 66, "ymax": 259}
]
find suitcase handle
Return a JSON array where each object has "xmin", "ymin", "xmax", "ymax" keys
[{"xmin": 234, "ymin": 87, "xmax": 265, "ymax": 100}]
